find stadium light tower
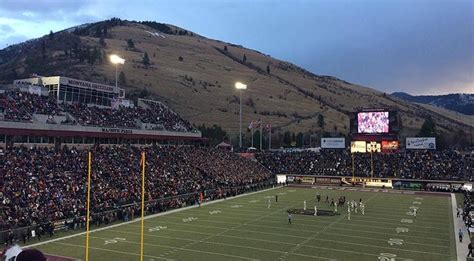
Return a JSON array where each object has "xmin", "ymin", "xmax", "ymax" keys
[
  {"xmin": 235, "ymin": 82, "xmax": 247, "ymax": 149},
  {"xmin": 110, "ymin": 54, "xmax": 125, "ymax": 88}
]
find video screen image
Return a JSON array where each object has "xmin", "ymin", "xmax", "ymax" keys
[{"xmin": 357, "ymin": 112, "xmax": 389, "ymax": 133}]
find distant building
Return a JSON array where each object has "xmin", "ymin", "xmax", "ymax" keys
[{"xmin": 14, "ymin": 76, "xmax": 125, "ymax": 107}]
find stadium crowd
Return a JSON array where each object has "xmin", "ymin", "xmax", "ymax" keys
[
  {"xmin": 0, "ymin": 145, "xmax": 272, "ymax": 231},
  {"xmin": 0, "ymin": 91, "xmax": 63, "ymax": 122},
  {"xmin": 256, "ymin": 150, "xmax": 472, "ymax": 181},
  {"xmin": 0, "ymin": 90, "xmax": 196, "ymax": 132}
]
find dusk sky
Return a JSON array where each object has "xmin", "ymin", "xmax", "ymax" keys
[{"xmin": 0, "ymin": 0, "xmax": 472, "ymax": 95}]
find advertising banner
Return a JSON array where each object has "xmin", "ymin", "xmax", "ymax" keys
[
  {"xmin": 366, "ymin": 141, "xmax": 381, "ymax": 153},
  {"xmin": 406, "ymin": 137, "xmax": 436, "ymax": 150},
  {"xmin": 351, "ymin": 141, "xmax": 367, "ymax": 153},
  {"xmin": 321, "ymin": 138, "xmax": 345, "ymax": 149},
  {"xmin": 381, "ymin": 140, "xmax": 399, "ymax": 153}
]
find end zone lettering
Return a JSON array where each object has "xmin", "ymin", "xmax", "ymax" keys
[{"xmin": 101, "ymin": 128, "xmax": 133, "ymax": 134}]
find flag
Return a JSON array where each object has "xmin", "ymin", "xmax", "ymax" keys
[
  {"xmin": 254, "ymin": 119, "xmax": 261, "ymax": 129},
  {"xmin": 248, "ymin": 121, "xmax": 254, "ymax": 130}
]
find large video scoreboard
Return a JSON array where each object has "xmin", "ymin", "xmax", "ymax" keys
[{"xmin": 349, "ymin": 109, "xmax": 400, "ymax": 153}]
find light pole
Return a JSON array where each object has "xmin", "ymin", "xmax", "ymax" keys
[
  {"xmin": 235, "ymin": 82, "xmax": 247, "ymax": 149},
  {"xmin": 110, "ymin": 54, "xmax": 125, "ymax": 88}
]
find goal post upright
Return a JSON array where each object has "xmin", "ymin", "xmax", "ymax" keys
[
  {"xmin": 85, "ymin": 151, "xmax": 92, "ymax": 261},
  {"xmin": 140, "ymin": 151, "xmax": 146, "ymax": 261}
]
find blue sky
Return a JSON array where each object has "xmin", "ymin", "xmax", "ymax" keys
[{"xmin": 0, "ymin": 0, "xmax": 472, "ymax": 95}]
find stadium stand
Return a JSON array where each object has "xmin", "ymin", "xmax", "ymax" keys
[
  {"xmin": 256, "ymin": 150, "xmax": 472, "ymax": 181},
  {"xmin": 0, "ymin": 90, "xmax": 196, "ymax": 133},
  {"xmin": 0, "ymin": 146, "xmax": 273, "ymax": 232}
]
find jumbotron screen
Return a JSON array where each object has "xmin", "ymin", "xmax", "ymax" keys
[{"xmin": 357, "ymin": 111, "xmax": 389, "ymax": 134}]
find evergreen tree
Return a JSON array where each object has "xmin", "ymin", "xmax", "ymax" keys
[
  {"xmin": 127, "ymin": 39, "xmax": 135, "ymax": 48},
  {"xmin": 224, "ymin": 45, "xmax": 228, "ymax": 51},
  {"xmin": 243, "ymin": 54, "xmax": 247, "ymax": 62},
  {"xmin": 103, "ymin": 26, "xmax": 108, "ymax": 36},
  {"xmin": 266, "ymin": 64, "xmax": 270, "ymax": 74},
  {"xmin": 283, "ymin": 131, "xmax": 292, "ymax": 146},
  {"xmin": 418, "ymin": 116, "xmax": 436, "ymax": 137},
  {"xmin": 118, "ymin": 71, "xmax": 126, "ymax": 86},
  {"xmin": 99, "ymin": 37, "xmax": 106, "ymax": 47},
  {"xmin": 317, "ymin": 114, "xmax": 325, "ymax": 129},
  {"xmin": 142, "ymin": 52, "xmax": 150, "ymax": 68},
  {"xmin": 48, "ymin": 30, "xmax": 53, "ymax": 40}
]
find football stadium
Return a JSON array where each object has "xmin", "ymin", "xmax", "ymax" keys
[
  {"xmin": 0, "ymin": 3, "xmax": 473, "ymax": 261},
  {"xmin": 1, "ymin": 74, "xmax": 472, "ymax": 260}
]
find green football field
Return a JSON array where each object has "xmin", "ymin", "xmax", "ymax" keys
[{"xmin": 32, "ymin": 187, "xmax": 456, "ymax": 261}]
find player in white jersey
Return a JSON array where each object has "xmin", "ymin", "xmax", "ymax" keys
[
  {"xmin": 267, "ymin": 199, "xmax": 271, "ymax": 209},
  {"xmin": 360, "ymin": 202, "xmax": 365, "ymax": 215},
  {"xmin": 334, "ymin": 202, "xmax": 338, "ymax": 212},
  {"xmin": 304, "ymin": 200, "xmax": 307, "ymax": 211},
  {"xmin": 347, "ymin": 203, "xmax": 351, "ymax": 220},
  {"xmin": 314, "ymin": 205, "xmax": 318, "ymax": 216},
  {"xmin": 413, "ymin": 208, "xmax": 417, "ymax": 217}
]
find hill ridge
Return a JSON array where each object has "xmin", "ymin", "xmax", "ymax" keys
[{"xmin": 0, "ymin": 18, "xmax": 471, "ymax": 146}]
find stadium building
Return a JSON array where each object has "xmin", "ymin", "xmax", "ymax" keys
[
  {"xmin": 14, "ymin": 76, "xmax": 125, "ymax": 107},
  {"xmin": 0, "ymin": 76, "xmax": 205, "ymax": 148}
]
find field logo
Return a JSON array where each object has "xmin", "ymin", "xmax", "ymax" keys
[
  {"xmin": 400, "ymin": 219, "xmax": 413, "ymax": 224},
  {"xmin": 387, "ymin": 238, "xmax": 404, "ymax": 246},
  {"xmin": 209, "ymin": 210, "xmax": 222, "ymax": 215},
  {"xmin": 182, "ymin": 217, "xmax": 198, "ymax": 222},
  {"xmin": 378, "ymin": 253, "xmax": 397, "ymax": 261},
  {"xmin": 396, "ymin": 227, "xmax": 409, "ymax": 233},
  {"xmin": 104, "ymin": 237, "xmax": 126, "ymax": 245},
  {"xmin": 148, "ymin": 226, "xmax": 167, "ymax": 232}
]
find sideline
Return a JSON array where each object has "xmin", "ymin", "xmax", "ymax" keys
[
  {"xmin": 451, "ymin": 193, "xmax": 471, "ymax": 261},
  {"xmin": 25, "ymin": 185, "xmax": 281, "ymax": 248}
]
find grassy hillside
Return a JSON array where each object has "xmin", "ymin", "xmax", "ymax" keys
[{"xmin": 0, "ymin": 19, "xmax": 471, "ymax": 144}]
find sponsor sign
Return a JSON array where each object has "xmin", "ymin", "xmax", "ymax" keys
[
  {"xmin": 366, "ymin": 141, "xmax": 381, "ymax": 153},
  {"xmin": 66, "ymin": 78, "xmax": 114, "ymax": 92},
  {"xmin": 101, "ymin": 128, "xmax": 133, "ymax": 134},
  {"xmin": 406, "ymin": 137, "xmax": 436, "ymax": 150},
  {"xmin": 321, "ymin": 138, "xmax": 345, "ymax": 149},
  {"xmin": 381, "ymin": 141, "xmax": 399, "ymax": 153},
  {"xmin": 351, "ymin": 141, "xmax": 367, "ymax": 153}
]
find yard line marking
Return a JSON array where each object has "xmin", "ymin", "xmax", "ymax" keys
[
  {"xmin": 85, "ymin": 235, "xmax": 260, "ymax": 260},
  {"xmin": 125, "ymin": 222, "xmax": 451, "ymax": 247},
  {"xmin": 110, "ymin": 224, "xmax": 450, "ymax": 254},
  {"xmin": 278, "ymin": 191, "xmax": 379, "ymax": 261},
  {"xmin": 156, "ymin": 213, "xmax": 450, "ymax": 235},
  {"xmin": 145, "ymin": 216, "xmax": 452, "ymax": 242},
  {"xmin": 83, "ymin": 233, "xmax": 334, "ymax": 260},
  {"xmin": 51, "ymin": 241, "xmax": 173, "ymax": 260}
]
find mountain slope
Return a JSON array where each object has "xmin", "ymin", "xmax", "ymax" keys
[
  {"xmin": 392, "ymin": 92, "xmax": 474, "ymax": 115},
  {"xmin": 0, "ymin": 19, "xmax": 472, "ymax": 144}
]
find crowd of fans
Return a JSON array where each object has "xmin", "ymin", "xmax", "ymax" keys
[
  {"xmin": 0, "ymin": 90, "xmax": 196, "ymax": 132},
  {"xmin": 0, "ymin": 145, "xmax": 272, "ymax": 231},
  {"xmin": 64, "ymin": 103, "xmax": 140, "ymax": 129},
  {"xmin": 256, "ymin": 150, "xmax": 472, "ymax": 181},
  {"xmin": 0, "ymin": 91, "xmax": 64, "ymax": 122},
  {"xmin": 141, "ymin": 100, "xmax": 195, "ymax": 132}
]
